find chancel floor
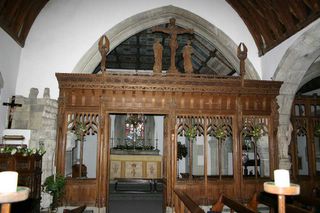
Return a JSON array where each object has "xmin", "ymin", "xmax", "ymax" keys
[{"xmin": 108, "ymin": 182, "xmax": 163, "ymax": 213}]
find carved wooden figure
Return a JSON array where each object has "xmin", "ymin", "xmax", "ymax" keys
[
  {"xmin": 152, "ymin": 18, "xmax": 194, "ymax": 73},
  {"xmin": 153, "ymin": 39, "xmax": 163, "ymax": 73},
  {"xmin": 183, "ymin": 40, "xmax": 193, "ymax": 74}
]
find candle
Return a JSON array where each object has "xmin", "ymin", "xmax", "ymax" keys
[
  {"xmin": 0, "ymin": 171, "xmax": 18, "ymax": 193},
  {"xmin": 274, "ymin": 169, "xmax": 290, "ymax": 187},
  {"xmin": 53, "ymin": 165, "xmax": 57, "ymax": 182}
]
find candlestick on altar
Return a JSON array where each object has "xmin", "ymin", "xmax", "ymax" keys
[
  {"xmin": 264, "ymin": 170, "xmax": 300, "ymax": 213},
  {"xmin": 155, "ymin": 139, "xmax": 159, "ymax": 150},
  {"xmin": 155, "ymin": 132, "xmax": 159, "ymax": 150},
  {"xmin": 111, "ymin": 131, "xmax": 114, "ymax": 148},
  {"xmin": 52, "ymin": 152, "xmax": 56, "ymax": 182}
]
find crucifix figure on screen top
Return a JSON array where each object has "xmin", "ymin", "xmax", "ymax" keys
[{"xmin": 152, "ymin": 18, "xmax": 194, "ymax": 73}]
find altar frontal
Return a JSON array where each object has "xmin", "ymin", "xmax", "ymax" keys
[{"xmin": 110, "ymin": 154, "xmax": 162, "ymax": 179}]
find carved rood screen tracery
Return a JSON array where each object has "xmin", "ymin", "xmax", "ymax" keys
[
  {"xmin": 176, "ymin": 115, "xmax": 233, "ymax": 179},
  {"xmin": 67, "ymin": 113, "xmax": 99, "ymax": 135},
  {"xmin": 65, "ymin": 113, "xmax": 99, "ymax": 178},
  {"xmin": 241, "ymin": 117, "xmax": 269, "ymax": 178}
]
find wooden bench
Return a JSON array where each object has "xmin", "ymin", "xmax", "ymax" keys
[
  {"xmin": 291, "ymin": 195, "xmax": 320, "ymax": 212},
  {"xmin": 258, "ymin": 192, "xmax": 311, "ymax": 213},
  {"xmin": 210, "ymin": 194, "xmax": 256, "ymax": 213},
  {"xmin": 173, "ymin": 189, "xmax": 205, "ymax": 213},
  {"xmin": 63, "ymin": 205, "xmax": 86, "ymax": 213}
]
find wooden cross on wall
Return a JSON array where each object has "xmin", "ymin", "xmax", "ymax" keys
[{"xmin": 2, "ymin": 96, "xmax": 22, "ymax": 129}]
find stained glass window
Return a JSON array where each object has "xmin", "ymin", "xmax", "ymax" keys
[{"xmin": 125, "ymin": 114, "xmax": 145, "ymax": 147}]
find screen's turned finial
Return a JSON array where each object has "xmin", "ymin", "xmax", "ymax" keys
[
  {"xmin": 237, "ymin": 42, "xmax": 247, "ymax": 82},
  {"xmin": 98, "ymin": 35, "xmax": 110, "ymax": 74}
]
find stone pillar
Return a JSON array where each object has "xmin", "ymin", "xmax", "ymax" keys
[
  {"xmin": 11, "ymin": 88, "xmax": 58, "ymax": 209},
  {"xmin": 277, "ymin": 94, "xmax": 294, "ymax": 170},
  {"xmin": 256, "ymin": 135, "xmax": 270, "ymax": 177}
]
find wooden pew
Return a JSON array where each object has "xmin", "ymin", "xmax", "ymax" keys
[
  {"xmin": 291, "ymin": 195, "xmax": 320, "ymax": 213},
  {"xmin": 173, "ymin": 189, "xmax": 205, "ymax": 213},
  {"xmin": 246, "ymin": 192, "xmax": 258, "ymax": 212},
  {"xmin": 258, "ymin": 192, "xmax": 311, "ymax": 213},
  {"xmin": 211, "ymin": 194, "xmax": 256, "ymax": 213},
  {"xmin": 63, "ymin": 205, "xmax": 86, "ymax": 213}
]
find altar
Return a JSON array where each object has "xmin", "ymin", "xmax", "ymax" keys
[{"xmin": 110, "ymin": 154, "xmax": 162, "ymax": 180}]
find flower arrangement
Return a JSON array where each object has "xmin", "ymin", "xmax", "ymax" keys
[
  {"xmin": 73, "ymin": 121, "xmax": 87, "ymax": 140},
  {"xmin": 213, "ymin": 124, "xmax": 229, "ymax": 140},
  {"xmin": 242, "ymin": 123, "xmax": 267, "ymax": 142},
  {"xmin": 0, "ymin": 146, "xmax": 45, "ymax": 156},
  {"xmin": 185, "ymin": 126, "xmax": 197, "ymax": 140}
]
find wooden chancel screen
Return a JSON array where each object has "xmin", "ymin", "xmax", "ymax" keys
[
  {"xmin": 55, "ymin": 39, "xmax": 282, "ymax": 208},
  {"xmin": 290, "ymin": 95, "xmax": 320, "ymax": 195}
]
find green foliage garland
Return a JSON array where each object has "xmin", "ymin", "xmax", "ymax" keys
[
  {"xmin": 73, "ymin": 121, "xmax": 87, "ymax": 140},
  {"xmin": 185, "ymin": 126, "xmax": 197, "ymax": 140},
  {"xmin": 0, "ymin": 146, "xmax": 45, "ymax": 156}
]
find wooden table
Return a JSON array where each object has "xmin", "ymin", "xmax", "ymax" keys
[
  {"xmin": 264, "ymin": 182, "xmax": 300, "ymax": 213},
  {"xmin": 0, "ymin": 187, "xmax": 30, "ymax": 213}
]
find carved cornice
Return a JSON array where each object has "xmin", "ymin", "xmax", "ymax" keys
[{"xmin": 56, "ymin": 73, "xmax": 282, "ymax": 96}]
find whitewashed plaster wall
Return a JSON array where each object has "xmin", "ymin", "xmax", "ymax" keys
[
  {"xmin": 16, "ymin": 0, "xmax": 258, "ymax": 100},
  {"xmin": 0, "ymin": 28, "xmax": 22, "ymax": 135}
]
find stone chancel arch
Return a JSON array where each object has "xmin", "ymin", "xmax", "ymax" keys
[{"xmin": 73, "ymin": 5, "xmax": 259, "ymax": 79}]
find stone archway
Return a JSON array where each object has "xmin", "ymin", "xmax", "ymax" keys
[
  {"xmin": 73, "ymin": 5, "xmax": 259, "ymax": 79},
  {"xmin": 273, "ymin": 21, "xmax": 320, "ymax": 169}
]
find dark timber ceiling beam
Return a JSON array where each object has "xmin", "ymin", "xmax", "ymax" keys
[
  {"xmin": 226, "ymin": 0, "xmax": 320, "ymax": 55},
  {"xmin": 0, "ymin": 0, "xmax": 49, "ymax": 47}
]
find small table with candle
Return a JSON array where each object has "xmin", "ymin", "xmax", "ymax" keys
[
  {"xmin": 264, "ymin": 169, "xmax": 300, "ymax": 213},
  {"xmin": 0, "ymin": 171, "xmax": 30, "ymax": 213},
  {"xmin": 0, "ymin": 187, "xmax": 30, "ymax": 213}
]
